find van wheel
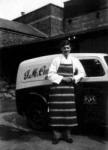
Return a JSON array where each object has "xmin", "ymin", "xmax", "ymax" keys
[{"xmin": 26, "ymin": 94, "xmax": 48, "ymax": 130}]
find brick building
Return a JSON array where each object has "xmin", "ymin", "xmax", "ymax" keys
[
  {"xmin": 0, "ymin": 0, "xmax": 108, "ymax": 105},
  {"xmin": 0, "ymin": 17, "xmax": 48, "ymax": 94},
  {"xmin": 64, "ymin": 0, "xmax": 108, "ymax": 53},
  {"xmin": 14, "ymin": 1, "xmax": 108, "ymax": 54},
  {"xmin": 14, "ymin": 4, "xmax": 64, "ymax": 37},
  {"xmin": 1, "ymin": 1, "xmax": 108, "ymax": 85},
  {"xmin": 0, "ymin": 17, "xmax": 48, "ymax": 103},
  {"xmin": 0, "ymin": 17, "xmax": 48, "ymax": 81},
  {"xmin": 0, "ymin": 18, "xmax": 47, "ymax": 48}
]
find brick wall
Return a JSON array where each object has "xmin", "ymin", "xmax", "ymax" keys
[
  {"xmin": 64, "ymin": 0, "xmax": 108, "ymax": 18},
  {"xmin": 30, "ymin": 5, "xmax": 63, "ymax": 37},
  {"xmin": 64, "ymin": 8, "xmax": 108, "ymax": 34},
  {"xmin": 0, "ymin": 29, "xmax": 38, "ymax": 48},
  {"xmin": 31, "ymin": 18, "xmax": 51, "ymax": 36},
  {"xmin": 31, "ymin": 16, "xmax": 63, "ymax": 37},
  {"xmin": 0, "ymin": 31, "xmax": 4, "ymax": 47},
  {"xmin": 51, "ymin": 4, "xmax": 63, "ymax": 18},
  {"xmin": 0, "ymin": 78, "xmax": 16, "ymax": 113},
  {"xmin": 15, "ymin": 4, "xmax": 63, "ymax": 37},
  {"xmin": 80, "ymin": 34, "xmax": 108, "ymax": 53},
  {"xmin": 14, "ymin": 4, "xmax": 51, "ymax": 24},
  {"xmin": 50, "ymin": 17, "xmax": 63, "ymax": 36},
  {"xmin": 50, "ymin": 5, "xmax": 63, "ymax": 36}
]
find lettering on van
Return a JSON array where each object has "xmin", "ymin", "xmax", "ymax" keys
[{"xmin": 24, "ymin": 65, "xmax": 48, "ymax": 80}]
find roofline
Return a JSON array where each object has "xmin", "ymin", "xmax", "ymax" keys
[
  {"xmin": 0, "ymin": 18, "xmax": 48, "ymax": 38},
  {"xmin": 13, "ymin": 3, "xmax": 63, "ymax": 21},
  {"xmin": 1, "ymin": 27, "xmax": 108, "ymax": 50},
  {"xmin": 0, "ymin": 27, "xmax": 47, "ymax": 38},
  {"xmin": 31, "ymin": 27, "xmax": 108, "ymax": 44}
]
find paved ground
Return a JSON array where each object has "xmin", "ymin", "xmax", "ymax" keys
[{"xmin": 0, "ymin": 112, "xmax": 108, "ymax": 150}]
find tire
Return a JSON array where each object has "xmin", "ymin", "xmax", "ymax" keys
[{"xmin": 25, "ymin": 93, "xmax": 48, "ymax": 130}]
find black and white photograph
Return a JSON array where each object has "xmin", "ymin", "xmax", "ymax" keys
[{"xmin": 0, "ymin": 0, "xmax": 108, "ymax": 150}]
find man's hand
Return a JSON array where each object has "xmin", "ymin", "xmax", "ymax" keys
[{"xmin": 62, "ymin": 77, "xmax": 74, "ymax": 83}]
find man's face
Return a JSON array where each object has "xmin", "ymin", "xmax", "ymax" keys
[{"xmin": 61, "ymin": 44, "xmax": 71, "ymax": 57}]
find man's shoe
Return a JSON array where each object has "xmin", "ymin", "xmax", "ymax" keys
[
  {"xmin": 52, "ymin": 130, "xmax": 61, "ymax": 144},
  {"xmin": 64, "ymin": 130, "xmax": 73, "ymax": 143},
  {"xmin": 52, "ymin": 137, "xmax": 60, "ymax": 144},
  {"xmin": 65, "ymin": 137, "xmax": 73, "ymax": 143}
]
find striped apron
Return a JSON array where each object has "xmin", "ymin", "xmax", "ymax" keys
[{"xmin": 48, "ymin": 63, "xmax": 78, "ymax": 128}]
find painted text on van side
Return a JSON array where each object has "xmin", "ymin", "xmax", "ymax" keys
[{"xmin": 24, "ymin": 65, "xmax": 48, "ymax": 80}]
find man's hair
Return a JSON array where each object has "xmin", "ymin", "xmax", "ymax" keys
[{"xmin": 59, "ymin": 39, "xmax": 71, "ymax": 48}]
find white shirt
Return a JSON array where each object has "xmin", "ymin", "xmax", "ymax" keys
[{"xmin": 48, "ymin": 54, "xmax": 86, "ymax": 84}]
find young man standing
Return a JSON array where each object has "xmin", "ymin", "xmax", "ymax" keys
[{"xmin": 48, "ymin": 39, "xmax": 85, "ymax": 144}]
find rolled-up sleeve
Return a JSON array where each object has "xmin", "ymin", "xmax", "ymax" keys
[
  {"xmin": 48, "ymin": 57, "xmax": 63, "ymax": 84},
  {"xmin": 73, "ymin": 58, "xmax": 86, "ymax": 84}
]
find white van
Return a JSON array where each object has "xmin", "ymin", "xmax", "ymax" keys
[{"xmin": 16, "ymin": 53, "xmax": 108, "ymax": 129}]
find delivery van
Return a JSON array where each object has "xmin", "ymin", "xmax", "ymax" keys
[{"xmin": 16, "ymin": 53, "xmax": 108, "ymax": 129}]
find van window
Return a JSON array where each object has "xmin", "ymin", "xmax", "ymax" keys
[
  {"xmin": 80, "ymin": 59, "xmax": 105, "ymax": 77},
  {"xmin": 104, "ymin": 56, "xmax": 108, "ymax": 66}
]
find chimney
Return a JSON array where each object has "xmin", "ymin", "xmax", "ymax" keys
[{"xmin": 21, "ymin": 12, "xmax": 25, "ymax": 16}]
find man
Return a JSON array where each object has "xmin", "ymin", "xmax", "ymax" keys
[{"xmin": 48, "ymin": 39, "xmax": 86, "ymax": 144}]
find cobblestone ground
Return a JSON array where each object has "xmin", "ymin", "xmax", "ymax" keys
[{"xmin": 0, "ymin": 112, "xmax": 108, "ymax": 150}]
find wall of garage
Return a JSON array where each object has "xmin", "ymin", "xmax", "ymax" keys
[{"xmin": 80, "ymin": 33, "xmax": 108, "ymax": 53}]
